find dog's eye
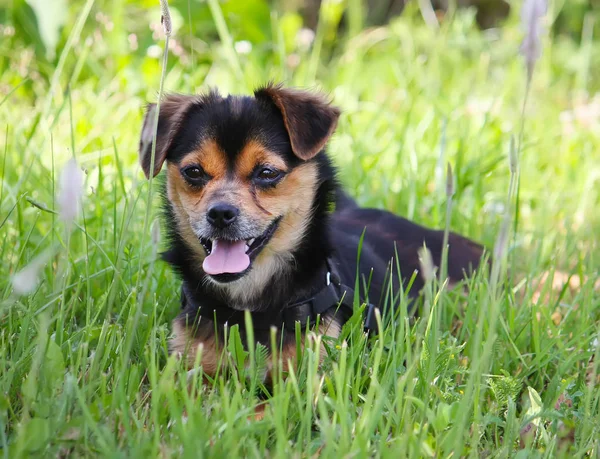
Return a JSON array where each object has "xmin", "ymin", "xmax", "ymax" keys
[
  {"xmin": 181, "ymin": 165, "xmax": 209, "ymax": 183},
  {"xmin": 256, "ymin": 168, "xmax": 281, "ymax": 182}
]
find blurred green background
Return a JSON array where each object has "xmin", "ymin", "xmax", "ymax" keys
[
  {"xmin": 2, "ymin": 0, "xmax": 600, "ymax": 98},
  {"xmin": 2, "ymin": 0, "xmax": 600, "ymax": 456}
]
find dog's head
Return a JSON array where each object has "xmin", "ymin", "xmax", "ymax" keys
[{"xmin": 139, "ymin": 84, "xmax": 340, "ymax": 300}]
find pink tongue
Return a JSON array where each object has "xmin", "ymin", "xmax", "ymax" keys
[{"xmin": 202, "ymin": 239, "xmax": 250, "ymax": 275}]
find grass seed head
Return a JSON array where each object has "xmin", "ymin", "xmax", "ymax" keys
[
  {"xmin": 446, "ymin": 162, "xmax": 455, "ymax": 198},
  {"xmin": 493, "ymin": 220, "xmax": 510, "ymax": 261},
  {"xmin": 509, "ymin": 135, "xmax": 519, "ymax": 175},
  {"xmin": 159, "ymin": 0, "xmax": 172, "ymax": 37},
  {"xmin": 57, "ymin": 158, "xmax": 84, "ymax": 225},
  {"xmin": 418, "ymin": 246, "xmax": 435, "ymax": 283},
  {"xmin": 520, "ymin": 0, "xmax": 547, "ymax": 81},
  {"xmin": 11, "ymin": 250, "xmax": 51, "ymax": 296}
]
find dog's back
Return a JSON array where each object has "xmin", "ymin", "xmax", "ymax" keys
[{"xmin": 330, "ymin": 205, "xmax": 487, "ymax": 307}]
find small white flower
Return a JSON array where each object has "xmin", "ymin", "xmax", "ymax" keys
[
  {"xmin": 286, "ymin": 54, "xmax": 301, "ymax": 69},
  {"xmin": 234, "ymin": 40, "xmax": 252, "ymax": 55},
  {"xmin": 57, "ymin": 158, "xmax": 84, "ymax": 225},
  {"xmin": 11, "ymin": 250, "xmax": 51, "ymax": 296},
  {"xmin": 296, "ymin": 28, "xmax": 315, "ymax": 51},
  {"xmin": 128, "ymin": 33, "xmax": 138, "ymax": 51},
  {"xmin": 147, "ymin": 45, "xmax": 162, "ymax": 59},
  {"xmin": 483, "ymin": 201, "xmax": 506, "ymax": 215}
]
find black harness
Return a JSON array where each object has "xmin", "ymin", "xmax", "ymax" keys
[{"xmin": 180, "ymin": 258, "xmax": 378, "ymax": 332}]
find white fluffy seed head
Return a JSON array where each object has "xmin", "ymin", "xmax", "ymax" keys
[
  {"xmin": 159, "ymin": 0, "xmax": 172, "ymax": 36},
  {"xmin": 57, "ymin": 158, "xmax": 84, "ymax": 225},
  {"xmin": 418, "ymin": 246, "xmax": 435, "ymax": 283},
  {"xmin": 520, "ymin": 0, "xmax": 547, "ymax": 81},
  {"xmin": 11, "ymin": 250, "xmax": 51, "ymax": 296},
  {"xmin": 493, "ymin": 220, "xmax": 510, "ymax": 261}
]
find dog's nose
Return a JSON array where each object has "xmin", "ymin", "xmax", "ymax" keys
[{"xmin": 206, "ymin": 203, "xmax": 239, "ymax": 229}]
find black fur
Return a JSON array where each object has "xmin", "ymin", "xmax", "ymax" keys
[{"xmin": 143, "ymin": 85, "xmax": 488, "ymax": 347}]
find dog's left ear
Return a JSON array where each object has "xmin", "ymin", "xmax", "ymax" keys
[
  {"xmin": 139, "ymin": 94, "xmax": 196, "ymax": 179},
  {"xmin": 255, "ymin": 84, "xmax": 340, "ymax": 160}
]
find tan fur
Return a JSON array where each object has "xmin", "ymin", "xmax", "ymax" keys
[
  {"xmin": 166, "ymin": 164, "xmax": 207, "ymax": 265},
  {"xmin": 170, "ymin": 319, "xmax": 221, "ymax": 376},
  {"xmin": 260, "ymin": 162, "xmax": 319, "ymax": 253},
  {"xmin": 179, "ymin": 139, "xmax": 227, "ymax": 179},
  {"xmin": 235, "ymin": 140, "xmax": 289, "ymax": 178},
  {"xmin": 169, "ymin": 140, "xmax": 317, "ymax": 233},
  {"xmin": 275, "ymin": 311, "xmax": 342, "ymax": 373}
]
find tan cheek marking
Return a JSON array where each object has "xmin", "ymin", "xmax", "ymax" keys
[
  {"xmin": 258, "ymin": 162, "xmax": 318, "ymax": 212},
  {"xmin": 236, "ymin": 140, "xmax": 288, "ymax": 178},
  {"xmin": 260, "ymin": 162, "xmax": 319, "ymax": 255},
  {"xmin": 166, "ymin": 166, "xmax": 206, "ymax": 261}
]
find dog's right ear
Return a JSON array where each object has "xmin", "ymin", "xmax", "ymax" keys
[{"xmin": 138, "ymin": 95, "xmax": 195, "ymax": 179}]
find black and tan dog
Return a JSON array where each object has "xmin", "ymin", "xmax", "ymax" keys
[{"xmin": 139, "ymin": 83, "xmax": 487, "ymax": 377}]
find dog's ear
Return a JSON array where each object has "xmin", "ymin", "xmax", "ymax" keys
[
  {"xmin": 139, "ymin": 94, "xmax": 196, "ymax": 179},
  {"xmin": 254, "ymin": 83, "xmax": 340, "ymax": 160}
]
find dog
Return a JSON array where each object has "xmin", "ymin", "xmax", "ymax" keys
[{"xmin": 138, "ymin": 83, "xmax": 487, "ymax": 379}]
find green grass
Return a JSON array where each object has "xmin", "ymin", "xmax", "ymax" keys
[{"xmin": 1, "ymin": 1, "xmax": 600, "ymax": 457}]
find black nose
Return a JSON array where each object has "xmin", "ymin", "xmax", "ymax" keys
[{"xmin": 206, "ymin": 203, "xmax": 239, "ymax": 229}]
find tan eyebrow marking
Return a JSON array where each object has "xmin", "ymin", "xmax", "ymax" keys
[
  {"xmin": 236, "ymin": 140, "xmax": 288, "ymax": 179},
  {"xmin": 178, "ymin": 139, "xmax": 227, "ymax": 178}
]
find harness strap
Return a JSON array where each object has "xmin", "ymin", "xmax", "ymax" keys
[{"xmin": 181, "ymin": 258, "xmax": 378, "ymax": 332}]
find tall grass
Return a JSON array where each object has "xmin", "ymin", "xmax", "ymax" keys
[{"xmin": 0, "ymin": 0, "xmax": 599, "ymax": 456}]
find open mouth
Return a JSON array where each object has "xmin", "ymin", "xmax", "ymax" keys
[{"xmin": 199, "ymin": 218, "xmax": 281, "ymax": 282}]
